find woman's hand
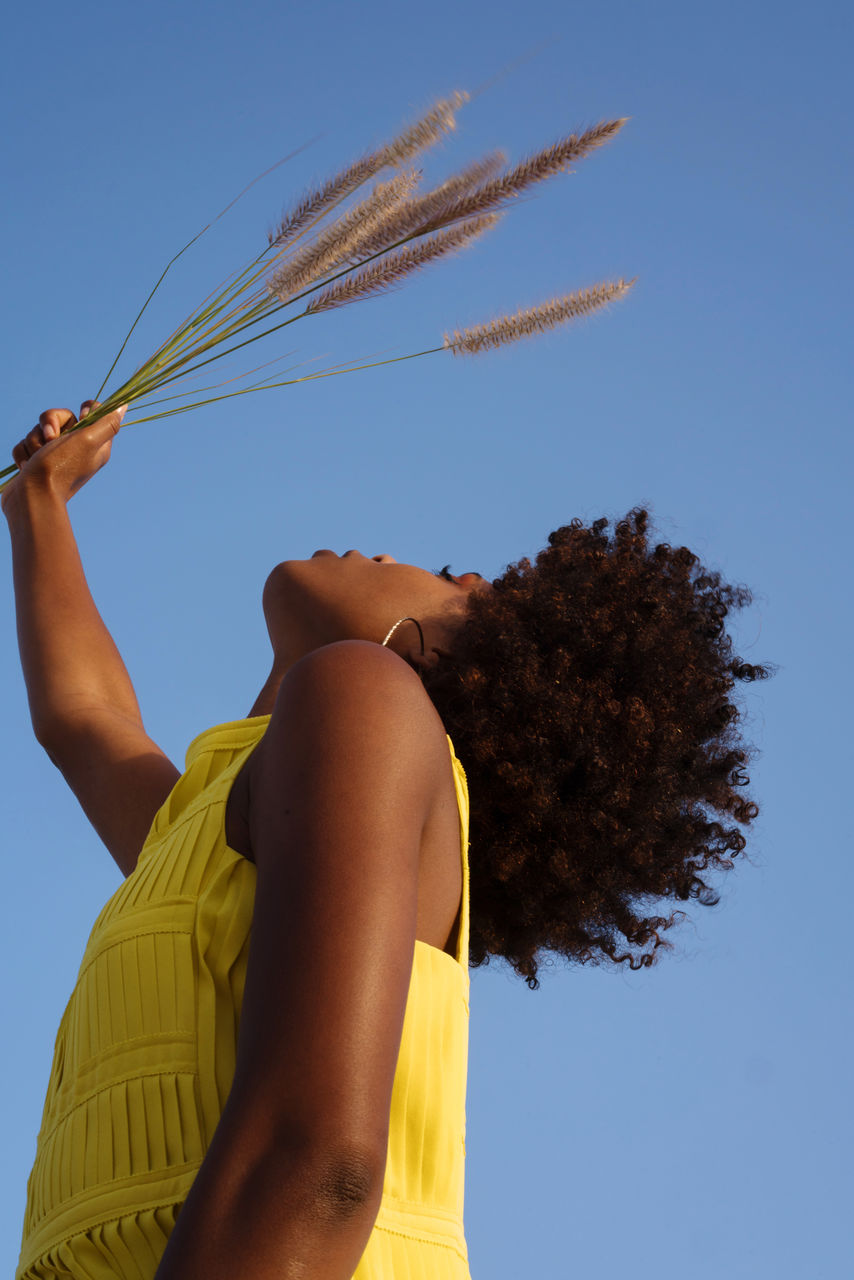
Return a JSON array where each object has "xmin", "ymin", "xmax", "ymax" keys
[{"xmin": 1, "ymin": 400, "xmax": 127, "ymax": 515}]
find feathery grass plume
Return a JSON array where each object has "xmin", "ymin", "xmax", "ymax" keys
[
  {"xmin": 267, "ymin": 92, "xmax": 468, "ymax": 247},
  {"xmin": 351, "ymin": 151, "xmax": 508, "ymax": 260},
  {"xmin": 306, "ymin": 215, "xmax": 501, "ymax": 313},
  {"xmin": 421, "ymin": 118, "xmax": 629, "ymax": 233},
  {"xmin": 267, "ymin": 170, "xmax": 421, "ymax": 301},
  {"xmin": 377, "ymin": 91, "xmax": 469, "ymax": 168},
  {"xmin": 443, "ymin": 278, "xmax": 638, "ymax": 355},
  {"xmin": 268, "ymin": 155, "xmax": 381, "ymax": 248}
]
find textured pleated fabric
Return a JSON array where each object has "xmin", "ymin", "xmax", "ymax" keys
[{"xmin": 18, "ymin": 714, "xmax": 472, "ymax": 1280}]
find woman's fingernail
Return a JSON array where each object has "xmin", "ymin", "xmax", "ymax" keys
[
  {"xmin": 44, "ymin": 423, "xmax": 56, "ymax": 440},
  {"xmin": 116, "ymin": 405, "xmax": 128, "ymax": 424}
]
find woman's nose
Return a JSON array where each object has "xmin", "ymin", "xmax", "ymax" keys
[{"xmin": 372, "ymin": 554, "xmax": 397, "ymax": 564}]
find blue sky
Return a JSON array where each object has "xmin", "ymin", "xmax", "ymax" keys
[{"xmin": 1, "ymin": 0, "xmax": 851, "ymax": 1276}]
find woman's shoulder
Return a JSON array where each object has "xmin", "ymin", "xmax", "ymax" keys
[
  {"xmin": 256, "ymin": 640, "xmax": 452, "ymax": 803},
  {"xmin": 286, "ymin": 640, "xmax": 445, "ymax": 729},
  {"xmin": 286, "ymin": 637, "xmax": 423, "ymax": 683}
]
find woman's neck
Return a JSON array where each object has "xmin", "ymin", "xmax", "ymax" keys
[{"xmin": 247, "ymin": 667, "xmax": 284, "ymax": 718}]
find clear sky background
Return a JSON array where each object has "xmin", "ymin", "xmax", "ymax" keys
[{"xmin": 2, "ymin": 1, "xmax": 851, "ymax": 1276}]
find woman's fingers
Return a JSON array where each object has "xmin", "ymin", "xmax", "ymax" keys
[
  {"xmin": 40, "ymin": 407, "xmax": 78, "ymax": 442},
  {"xmin": 9, "ymin": 400, "xmax": 125, "ymax": 485},
  {"xmin": 12, "ymin": 407, "xmax": 78, "ymax": 469}
]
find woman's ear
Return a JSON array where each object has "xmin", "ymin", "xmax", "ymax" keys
[{"xmin": 409, "ymin": 645, "xmax": 451, "ymax": 675}]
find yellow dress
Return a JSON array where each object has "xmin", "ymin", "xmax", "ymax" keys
[{"xmin": 17, "ymin": 715, "xmax": 472, "ymax": 1279}]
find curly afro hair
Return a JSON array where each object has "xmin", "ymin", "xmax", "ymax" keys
[{"xmin": 420, "ymin": 506, "xmax": 773, "ymax": 990}]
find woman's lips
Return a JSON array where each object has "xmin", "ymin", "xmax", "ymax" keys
[{"xmin": 310, "ymin": 549, "xmax": 371, "ymax": 559}]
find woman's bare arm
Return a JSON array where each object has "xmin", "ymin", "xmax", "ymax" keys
[
  {"xmin": 2, "ymin": 405, "xmax": 179, "ymax": 873},
  {"xmin": 153, "ymin": 640, "xmax": 444, "ymax": 1280}
]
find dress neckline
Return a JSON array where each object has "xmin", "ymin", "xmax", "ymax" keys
[
  {"xmin": 185, "ymin": 714, "xmax": 463, "ymax": 773},
  {"xmin": 185, "ymin": 714, "xmax": 273, "ymax": 767}
]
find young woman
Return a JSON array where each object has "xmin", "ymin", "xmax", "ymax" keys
[{"xmin": 4, "ymin": 402, "xmax": 770, "ymax": 1280}]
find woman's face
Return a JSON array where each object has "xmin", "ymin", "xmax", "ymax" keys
[{"xmin": 262, "ymin": 549, "xmax": 492, "ymax": 673}]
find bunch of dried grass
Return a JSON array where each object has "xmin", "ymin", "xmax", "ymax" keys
[{"xmin": 1, "ymin": 92, "xmax": 635, "ymax": 492}]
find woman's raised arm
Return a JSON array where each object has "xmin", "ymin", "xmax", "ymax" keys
[{"xmin": 2, "ymin": 403, "xmax": 180, "ymax": 874}]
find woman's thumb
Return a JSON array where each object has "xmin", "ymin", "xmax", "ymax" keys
[{"xmin": 83, "ymin": 403, "xmax": 128, "ymax": 443}]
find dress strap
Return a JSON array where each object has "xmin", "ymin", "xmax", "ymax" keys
[{"xmin": 447, "ymin": 740, "xmax": 471, "ymax": 969}]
